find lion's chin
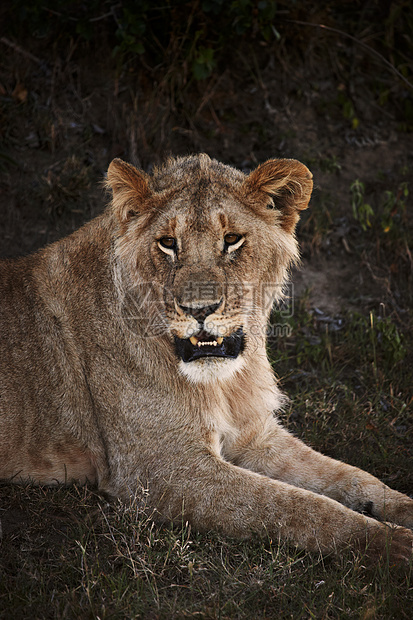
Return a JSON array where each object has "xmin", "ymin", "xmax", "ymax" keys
[
  {"xmin": 174, "ymin": 326, "xmax": 245, "ymax": 383},
  {"xmin": 178, "ymin": 356, "xmax": 245, "ymax": 384}
]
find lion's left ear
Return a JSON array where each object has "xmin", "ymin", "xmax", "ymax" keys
[
  {"xmin": 106, "ymin": 158, "xmax": 152, "ymax": 223},
  {"xmin": 244, "ymin": 159, "xmax": 313, "ymax": 233}
]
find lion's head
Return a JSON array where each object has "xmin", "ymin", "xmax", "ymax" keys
[{"xmin": 106, "ymin": 154, "xmax": 312, "ymax": 383}]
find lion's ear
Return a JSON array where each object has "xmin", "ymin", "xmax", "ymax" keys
[
  {"xmin": 106, "ymin": 158, "xmax": 151, "ymax": 223},
  {"xmin": 245, "ymin": 159, "xmax": 313, "ymax": 233}
]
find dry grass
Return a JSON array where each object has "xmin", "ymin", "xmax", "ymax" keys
[{"xmin": 1, "ymin": 479, "xmax": 412, "ymax": 618}]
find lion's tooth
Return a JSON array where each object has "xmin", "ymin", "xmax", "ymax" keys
[
  {"xmin": 190, "ymin": 336, "xmax": 199, "ymax": 346},
  {"xmin": 216, "ymin": 337, "xmax": 224, "ymax": 345}
]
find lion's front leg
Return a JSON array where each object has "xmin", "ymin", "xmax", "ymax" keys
[
  {"xmin": 137, "ymin": 453, "xmax": 413, "ymax": 565},
  {"xmin": 224, "ymin": 418, "xmax": 413, "ymax": 530}
]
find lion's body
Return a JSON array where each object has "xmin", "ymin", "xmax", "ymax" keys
[{"xmin": 1, "ymin": 154, "xmax": 412, "ymax": 561}]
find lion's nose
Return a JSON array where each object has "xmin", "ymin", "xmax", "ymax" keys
[{"xmin": 177, "ymin": 301, "xmax": 221, "ymax": 324}]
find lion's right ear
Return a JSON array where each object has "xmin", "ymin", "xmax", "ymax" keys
[{"xmin": 106, "ymin": 158, "xmax": 151, "ymax": 223}]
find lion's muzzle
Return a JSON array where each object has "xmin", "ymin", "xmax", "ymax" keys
[{"xmin": 171, "ymin": 298, "xmax": 245, "ymax": 364}]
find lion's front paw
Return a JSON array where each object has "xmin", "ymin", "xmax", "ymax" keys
[
  {"xmin": 387, "ymin": 496, "xmax": 413, "ymax": 530},
  {"xmin": 359, "ymin": 524, "xmax": 413, "ymax": 567}
]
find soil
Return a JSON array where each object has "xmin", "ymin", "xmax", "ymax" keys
[{"xmin": 1, "ymin": 35, "xmax": 412, "ymax": 319}]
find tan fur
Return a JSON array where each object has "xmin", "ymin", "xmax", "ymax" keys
[{"xmin": 1, "ymin": 154, "xmax": 412, "ymax": 563}]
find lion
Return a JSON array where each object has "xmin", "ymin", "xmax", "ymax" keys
[{"xmin": 0, "ymin": 153, "xmax": 412, "ymax": 564}]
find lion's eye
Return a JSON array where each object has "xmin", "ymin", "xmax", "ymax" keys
[
  {"xmin": 158, "ymin": 237, "xmax": 177, "ymax": 258},
  {"xmin": 159, "ymin": 237, "xmax": 176, "ymax": 249},
  {"xmin": 224, "ymin": 234, "xmax": 239, "ymax": 245},
  {"xmin": 224, "ymin": 233, "xmax": 245, "ymax": 253}
]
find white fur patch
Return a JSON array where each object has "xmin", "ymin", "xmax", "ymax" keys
[{"xmin": 178, "ymin": 355, "xmax": 245, "ymax": 384}]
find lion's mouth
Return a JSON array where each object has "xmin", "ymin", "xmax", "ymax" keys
[{"xmin": 174, "ymin": 328, "xmax": 245, "ymax": 363}]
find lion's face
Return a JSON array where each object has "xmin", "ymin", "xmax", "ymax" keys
[{"xmin": 108, "ymin": 154, "xmax": 312, "ymax": 383}]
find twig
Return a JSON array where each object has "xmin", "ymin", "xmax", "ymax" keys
[
  {"xmin": 41, "ymin": 5, "xmax": 121, "ymax": 23},
  {"xmin": 196, "ymin": 72, "xmax": 226, "ymax": 117},
  {"xmin": 283, "ymin": 19, "xmax": 413, "ymax": 91},
  {"xmin": 1, "ymin": 36, "xmax": 44, "ymax": 66}
]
